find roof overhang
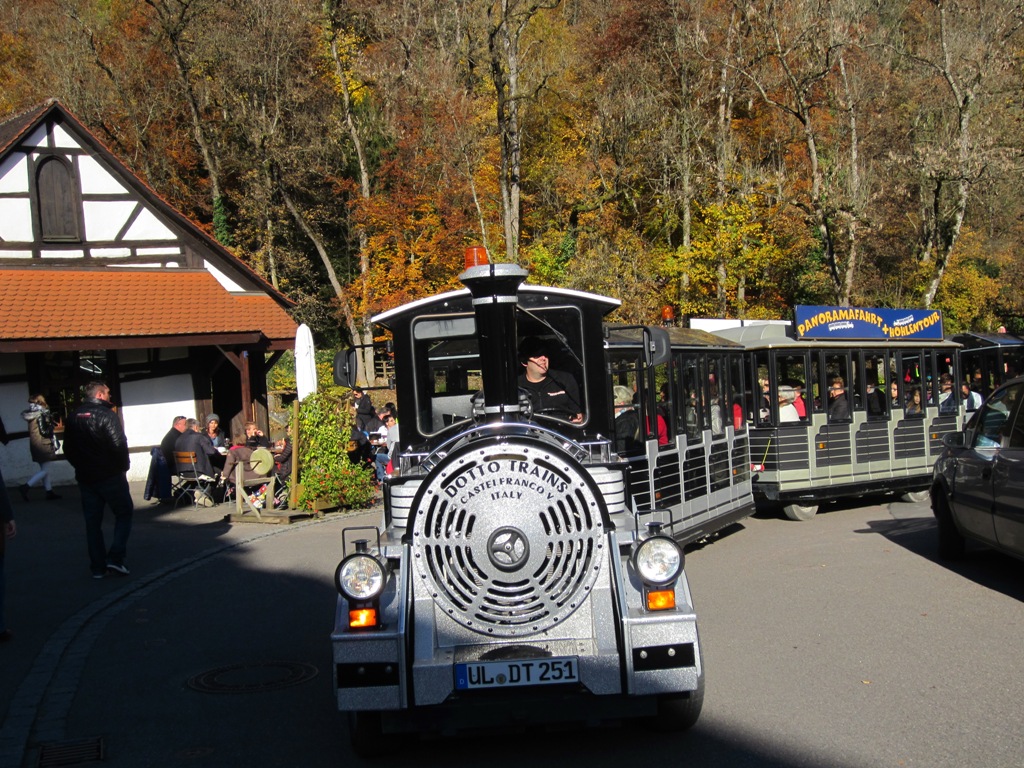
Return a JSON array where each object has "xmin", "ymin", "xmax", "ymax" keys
[{"xmin": 0, "ymin": 268, "xmax": 297, "ymax": 354}]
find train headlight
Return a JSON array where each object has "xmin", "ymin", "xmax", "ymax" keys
[
  {"xmin": 632, "ymin": 535, "xmax": 683, "ymax": 587},
  {"xmin": 335, "ymin": 553, "xmax": 386, "ymax": 601}
]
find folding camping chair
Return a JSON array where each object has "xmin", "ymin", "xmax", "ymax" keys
[
  {"xmin": 233, "ymin": 447, "xmax": 276, "ymax": 518},
  {"xmin": 173, "ymin": 451, "xmax": 217, "ymax": 508}
]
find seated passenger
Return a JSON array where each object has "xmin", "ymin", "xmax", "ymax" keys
[
  {"xmin": 778, "ymin": 385, "xmax": 800, "ymax": 422},
  {"xmin": 174, "ymin": 418, "xmax": 220, "ymax": 479},
  {"xmin": 785, "ymin": 380, "xmax": 807, "ymax": 419},
  {"xmin": 517, "ymin": 337, "xmax": 583, "ymax": 423},
  {"xmin": 828, "ymin": 377, "xmax": 851, "ymax": 421},
  {"xmin": 612, "ymin": 386, "xmax": 640, "ymax": 453},
  {"xmin": 961, "ymin": 382, "xmax": 982, "ymax": 412},
  {"xmin": 938, "ymin": 373, "xmax": 957, "ymax": 414},
  {"xmin": 865, "ymin": 382, "xmax": 886, "ymax": 419},
  {"xmin": 905, "ymin": 387, "xmax": 924, "ymax": 416}
]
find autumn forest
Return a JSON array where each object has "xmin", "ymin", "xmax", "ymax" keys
[{"xmin": 3, "ymin": 0, "xmax": 1024, "ymax": 348}]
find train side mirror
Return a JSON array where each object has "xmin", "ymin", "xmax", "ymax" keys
[
  {"xmin": 333, "ymin": 348, "xmax": 358, "ymax": 388},
  {"xmin": 643, "ymin": 327, "xmax": 671, "ymax": 367}
]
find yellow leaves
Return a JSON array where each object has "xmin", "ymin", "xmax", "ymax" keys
[
  {"xmin": 666, "ymin": 195, "xmax": 787, "ymax": 318},
  {"xmin": 932, "ymin": 228, "xmax": 1004, "ymax": 333}
]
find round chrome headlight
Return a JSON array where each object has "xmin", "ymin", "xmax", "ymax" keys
[
  {"xmin": 335, "ymin": 554, "xmax": 386, "ymax": 601},
  {"xmin": 632, "ymin": 535, "xmax": 683, "ymax": 586}
]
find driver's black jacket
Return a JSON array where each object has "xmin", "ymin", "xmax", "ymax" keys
[
  {"xmin": 63, "ymin": 397, "xmax": 130, "ymax": 484},
  {"xmin": 518, "ymin": 370, "xmax": 582, "ymax": 420}
]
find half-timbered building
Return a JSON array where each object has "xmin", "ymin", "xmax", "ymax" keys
[{"xmin": 0, "ymin": 100, "xmax": 297, "ymax": 484}]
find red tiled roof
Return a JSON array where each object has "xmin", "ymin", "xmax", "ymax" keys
[{"xmin": 0, "ymin": 269, "xmax": 297, "ymax": 350}]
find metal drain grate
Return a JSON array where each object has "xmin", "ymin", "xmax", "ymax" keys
[
  {"xmin": 37, "ymin": 737, "xmax": 104, "ymax": 767},
  {"xmin": 187, "ymin": 661, "xmax": 318, "ymax": 694}
]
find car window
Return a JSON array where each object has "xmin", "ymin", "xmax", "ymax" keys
[
  {"xmin": 974, "ymin": 383, "xmax": 1023, "ymax": 448},
  {"xmin": 1009, "ymin": 390, "xmax": 1024, "ymax": 449}
]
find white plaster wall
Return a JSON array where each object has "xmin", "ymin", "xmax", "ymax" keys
[
  {"xmin": 120, "ymin": 374, "xmax": 195, "ymax": 482},
  {"xmin": 78, "ymin": 155, "xmax": 127, "ymax": 194},
  {"xmin": 124, "ymin": 208, "xmax": 175, "ymax": 240},
  {"xmin": 82, "ymin": 200, "xmax": 136, "ymax": 240},
  {"xmin": 0, "ymin": 198, "xmax": 33, "ymax": 241},
  {"xmin": 0, "ymin": 153, "xmax": 28, "ymax": 192}
]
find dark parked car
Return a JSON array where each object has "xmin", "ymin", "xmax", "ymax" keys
[{"xmin": 931, "ymin": 376, "xmax": 1024, "ymax": 561}]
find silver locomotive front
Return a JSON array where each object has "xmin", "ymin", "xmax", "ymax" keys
[{"xmin": 330, "ymin": 252, "xmax": 704, "ymax": 752}]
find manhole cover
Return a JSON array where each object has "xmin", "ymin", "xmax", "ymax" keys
[{"xmin": 187, "ymin": 661, "xmax": 318, "ymax": 694}]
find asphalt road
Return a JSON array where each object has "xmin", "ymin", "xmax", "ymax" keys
[{"xmin": 2, "ymin": 489, "xmax": 1022, "ymax": 768}]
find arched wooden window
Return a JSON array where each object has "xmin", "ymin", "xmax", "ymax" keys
[{"xmin": 36, "ymin": 156, "xmax": 81, "ymax": 241}]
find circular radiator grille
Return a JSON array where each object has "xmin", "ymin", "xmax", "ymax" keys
[{"xmin": 411, "ymin": 438, "xmax": 607, "ymax": 637}]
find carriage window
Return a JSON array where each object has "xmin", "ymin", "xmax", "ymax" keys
[
  {"xmin": 824, "ymin": 353, "xmax": 852, "ymax": 422},
  {"xmin": 609, "ymin": 353, "xmax": 643, "ymax": 455},
  {"xmin": 899, "ymin": 352, "xmax": 925, "ymax": 417},
  {"xmin": 933, "ymin": 349, "xmax": 959, "ymax": 415},
  {"xmin": 728, "ymin": 353, "xmax": 745, "ymax": 433},
  {"xmin": 753, "ymin": 351, "xmax": 771, "ymax": 426},
  {"xmin": 775, "ymin": 352, "xmax": 808, "ymax": 423},
  {"xmin": 862, "ymin": 352, "xmax": 888, "ymax": 420},
  {"xmin": 707, "ymin": 357, "xmax": 725, "ymax": 437},
  {"xmin": 681, "ymin": 358, "xmax": 703, "ymax": 439},
  {"xmin": 650, "ymin": 360, "xmax": 672, "ymax": 447},
  {"xmin": 809, "ymin": 355, "xmax": 823, "ymax": 414}
]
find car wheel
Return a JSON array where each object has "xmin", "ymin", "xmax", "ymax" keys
[
  {"xmin": 933, "ymin": 492, "xmax": 966, "ymax": 560},
  {"xmin": 347, "ymin": 711, "xmax": 382, "ymax": 757},
  {"xmin": 652, "ymin": 679, "xmax": 705, "ymax": 732},
  {"xmin": 902, "ymin": 490, "xmax": 930, "ymax": 503},
  {"xmin": 784, "ymin": 503, "xmax": 818, "ymax": 521}
]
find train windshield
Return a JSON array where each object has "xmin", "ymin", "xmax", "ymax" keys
[{"xmin": 410, "ymin": 306, "xmax": 587, "ymax": 435}]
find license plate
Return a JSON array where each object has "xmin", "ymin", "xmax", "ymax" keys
[{"xmin": 454, "ymin": 656, "xmax": 579, "ymax": 690}]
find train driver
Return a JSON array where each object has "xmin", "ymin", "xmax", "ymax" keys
[{"xmin": 517, "ymin": 337, "xmax": 584, "ymax": 423}]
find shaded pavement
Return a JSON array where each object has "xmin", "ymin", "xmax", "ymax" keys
[{"xmin": 0, "ymin": 482, "xmax": 381, "ymax": 768}]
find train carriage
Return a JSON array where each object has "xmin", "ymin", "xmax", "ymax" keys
[
  {"xmin": 715, "ymin": 306, "xmax": 962, "ymax": 520},
  {"xmin": 952, "ymin": 331, "xmax": 1024, "ymax": 398},
  {"xmin": 329, "ymin": 249, "xmax": 754, "ymax": 753},
  {"xmin": 605, "ymin": 326, "xmax": 754, "ymax": 543}
]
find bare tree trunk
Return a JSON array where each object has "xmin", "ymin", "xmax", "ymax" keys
[
  {"xmin": 837, "ymin": 49, "xmax": 859, "ymax": 306},
  {"xmin": 487, "ymin": 0, "xmax": 560, "ymax": 264},
  {"xmin": 144, "ymin": 0, "xmax": 226, "ymax": 238},
  {"xmin": 325, "ymin": 15, "xmax": 377, "ymax": 383}
]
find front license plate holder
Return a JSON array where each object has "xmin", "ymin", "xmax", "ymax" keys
[{"xmin": 454, "ymin": 656, "xmax": 579, "ymax": 690}]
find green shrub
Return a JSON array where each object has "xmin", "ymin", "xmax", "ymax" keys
[{"xmin": 295, "ymin": 389, "xmax": 376, "ymax": 510}]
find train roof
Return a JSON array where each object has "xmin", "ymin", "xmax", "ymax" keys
[
  {"xmin": 951, "ymin": 331, "xmax": 1024, "ymax": 349},
  {"xmin": 607, "ymin": 325, "xmax": 742, "ymax": 349},
  {"xmin": 714, "ymin": 322, "xmax": 960, "ymax": 348},
  {"xmin": 372, "ymin": 282, "xmax": 620, "ymax": 330}
]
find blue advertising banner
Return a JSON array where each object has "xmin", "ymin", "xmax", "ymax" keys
[{"xmin": 794, "ymin": 306, "xmax": 944, "ymax": 340}]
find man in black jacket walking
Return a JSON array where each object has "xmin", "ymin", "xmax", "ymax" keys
[{"xmin": 63, "ymin": 381, "xmax": 133, "ymax": 579}]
